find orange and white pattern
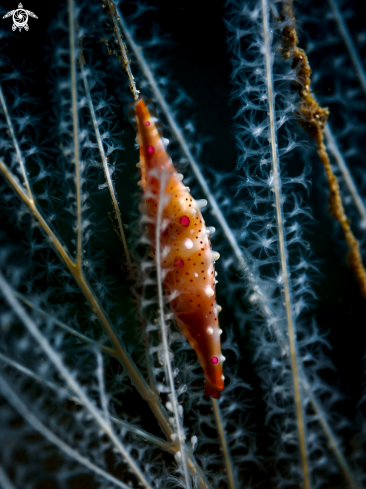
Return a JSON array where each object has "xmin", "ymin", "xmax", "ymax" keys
[{"xmin": 129, "ymin": 95, "xmax": 224, "ymax": 398}]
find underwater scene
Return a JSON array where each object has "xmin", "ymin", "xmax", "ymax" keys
[{"xmin": 1, "ymin": 0, "xmax": 366, "ymax": 488}]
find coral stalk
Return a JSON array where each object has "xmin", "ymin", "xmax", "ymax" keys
[{"xmin": 280, "ymin": 0, "xmax": 366, "ymax": 299}]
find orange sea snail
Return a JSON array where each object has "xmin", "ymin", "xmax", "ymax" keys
[{"xmin": 129, "ymin": 95, "xmax": 224, "ymax": 398}]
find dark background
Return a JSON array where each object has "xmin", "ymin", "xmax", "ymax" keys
[{"xmin": 1, "ymin": 0, "xmax": 366, "ymax": 486}]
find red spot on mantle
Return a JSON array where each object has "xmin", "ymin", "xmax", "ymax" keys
[
  {"xmin": 180, "ymin": 215, "xmax": 190, "ymax": 227},
  {"xmin": 174, "ymin": 258, "xmax": 184, "ymax": 268}
]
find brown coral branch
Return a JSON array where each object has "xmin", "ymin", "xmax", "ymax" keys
[{"xmin": 279, "ymin": 1, "xmax": 366, "ymax": 300}]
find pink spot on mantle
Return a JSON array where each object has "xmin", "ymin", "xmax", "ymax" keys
[
  {"xmin": 174, "ymin": 258, "xmax": 184, "ymax": 268},
  {"xmin": 144, "ymin": 121, "xmax": 150, "ymax": 126},
  {"xmin": 180, "ymin": 215, "xmax": 190, "ymax": 227},
  {"xmin": 211, "ymin": 356, "xmax": 219, "ymax": 365},
  {"xmin": 147, "ymin": 145, "xmax": 155, "ymax": 155}
]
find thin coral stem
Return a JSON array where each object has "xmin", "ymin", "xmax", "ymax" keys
[
  {"xmin": 79, "ymin": 58, "xmax": 132, "ymax": 272},
  {"xmin": 155, "ymin": 168, "xmax": 192, "ymax": 489},
  {"xmin": 211, "ymin": 398, "xmax": 236, "ymax": 489},
  {"xmin": 0, "ymin": 158, "xmax": 212, "ymax": 489},
  {"xmin": 0, "ymin": 351, "xmax": 174, "ymax": 453},
  {"xmin": 319, "ymin": 140, "xmax": 366, "ymax": 297},
  {"xmin": 0, "ymin": 159, "xmax": 166, "ymax": 428},
  {"xmin": 0, "ymin": 465, "xmax": 16, "ymax": 489},
  {"xmin": 117, "ymin": 8, "xmax": 251, "ymax": 277},
  {"xmin": 0, "ymin": 273, "xmax": 153, "ymax": 489},
  {"xmin": 105, "ymin": 0, "xmax": 140, "ymax": 101},
  {"xmin": 327, "ymin": 0, "xmax": 366, "ymax": 99},
  {"xmin": 261, "ymin": 1, "xmax": 310, "ymax": 487},
  {"xmin": 276, "ymin": 5, "xmax": 362, "ymax": 484},
  {"xmin": 271, "ymin": 325, "xmax": 358, "ymax": 488},
  {"xmin": 324, "ymin": 124, "xmax": 366, "ymax": 225},
  {"xmin": 15, "ymin": 291, "xmax": 117, "ymax": 356},
  {"xmin": 0, "ymin": 374, "xmax": 134, "ymax": 489},
  {"xmin": 280, "ymin": 1, "xmax": 366, "ymax": 299},
  {"xmin": 116, "ymin": 4, "xmax": 287, "ymax": 322},
  {"xmin": 300, "ymin": 374, "xmax": 358, "ymax": 489},
  {"xmin": 117, "ymin": 7, "xmax": 359, "ymax": 483},
  {"xmin": 0, "ymin": 159, "xmax": 76, "ymax": 267},
  {"xmin": 96, "ymin": 349, "xmax": 112, "ymax": 427},
  {"xmin": 0, "ymin": 84, "xmax": 32, "ymax": 197},
  {"xmin": 68, "ymin": 0, "xmax": 82, "ymax": 267},
  {"xmin": 80, "ymin": 40, "xmax": 211, "ymax": 485}
]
